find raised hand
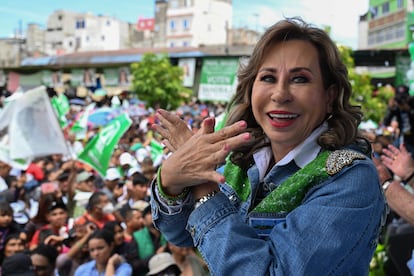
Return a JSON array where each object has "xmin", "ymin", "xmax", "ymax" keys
[
  {"xmin": 381, "ymin": 144, "xmax": 414, "ymax": 180},
  {"xmin": 158, "ymin": 118, "xmax": 251, "ymax": 195}
]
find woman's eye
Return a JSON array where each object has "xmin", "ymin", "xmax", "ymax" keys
[
  {"xmin": 259, "ymin": 75, "xmax": 276, "ymax": 83},
  {"xmin": 292, "ymin": 76, "xmax": 309, "ymax": 83}
]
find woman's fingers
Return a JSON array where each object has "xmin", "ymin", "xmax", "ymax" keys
[{"xmin": 154, "ymin": 109, "xmax": 193, "ymax": 151}]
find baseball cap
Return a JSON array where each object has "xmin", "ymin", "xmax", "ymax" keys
[
  {"xmin": 147, "ymin": 253, "xmax": 179, "ymax": 275},
  {"xmin": 76, "ymin": 171, "xmax": 94, "ymax": 183},
  {"xmin": 119, "ymin": 152, "xmax": 135, "ymax": 166},
  {"xmin": 105, "ymin": 167, "xmax": 121, "ymax": 181}
]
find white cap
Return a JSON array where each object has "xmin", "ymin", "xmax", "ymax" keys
[
  {"xmin": 119, "ymin": 152, "xmax": 135, "ymax": 166},
  {"xmin": 105, "ymin": 167, "xmax": 121, "ymax": 181},
  {"xmin": 147, "ymin": 253, "xmax": 178, "ymax": 275},
  {"xmin": 127, "ymin": 166, "xmax": 141, "ymax": 178}
]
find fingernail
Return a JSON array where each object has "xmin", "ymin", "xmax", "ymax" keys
[
  {"xmin": 243, "ymin": 133, "xmax": 251, "ymax": 140},
  {"xmin": 239, "ymin": 121, "xmax": 247, "ymax": 128}
]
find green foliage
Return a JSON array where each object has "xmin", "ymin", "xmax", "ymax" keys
[
  {"xmin": 338, "ymin": 45, "xmax": 394, "ymax": 124},
  {"xmin": 130, "ymin": 53, "xmax": 192, "ymax": 109}
]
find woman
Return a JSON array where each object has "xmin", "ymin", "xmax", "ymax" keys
[
  {"xmin": 74, "ymin": 229, "xmax": 132, "ymax": 276},
  {"xmin": 102, "ymin": 221, "xmax": 128, "ymax": 256},
  {"xmin": 150, "ymin": 18, "xmax": 386, "ymax": 275}
]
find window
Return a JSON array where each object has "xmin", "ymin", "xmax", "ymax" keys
[
  {"xmin": 183, "ymin": 41, "xmax": 189, "ymax": 47},
  {"xmin": 382, "ymin": 2, "xmax": 390, "ymax": 14},
  {"xmin": 106, "ymin": 20, "xmax": 111, "ymax": 26},
  {"xmin": 397, "ymin": 0, "xmax": 403, "ymax": 8},
  {"xmin": 76, "ymin": 20, "xmax": 85, "ymax": 29},
  {"xmin": 183, "ymin": 19, "xmax": 189, "ymax": 30},
  {"xmin": 170, "ymin": 20, "xmax": 176, "ymax": 30},
  {"xmin": 101, "ymin": 35, "xmax": 105, "ymax": 41},
  {"xmin": 58, "ymin": 15, "xmax": 62, "ymax": 20}
]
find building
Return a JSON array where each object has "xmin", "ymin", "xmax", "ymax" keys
[
  {"xmin": 155, "ymin": 0, "xmax": 232, "ymax": 48},
  {"xmin": 356, "ymin": 0, "xmax": 414, "ymax": 87}
]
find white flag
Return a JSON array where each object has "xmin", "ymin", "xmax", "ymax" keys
[{"xmin": 0, "ymin": 86, "xmax": 69, "ymax": 164}]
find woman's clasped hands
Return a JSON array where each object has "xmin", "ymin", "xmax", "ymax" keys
[{"xmin": 153, "ymin": 109, "xmax": 251, "ymax": 197}]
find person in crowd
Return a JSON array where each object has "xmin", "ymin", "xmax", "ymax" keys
[
  {"xmin": 102, "ymin": 167, "xmax": 123, "ymax": 204},
  {"xmin": 125, "ymin": 205, "xmax": 166, "ymax": 276},
  {"xmin": 25, "ymin": 192, "xmax": 62, "ymax": 242},
  {"xmin": 29, "ymin": 200, "xmax": 69, "ymax": 251},
  {"xmin": 150, "ymin": 17, "xmax": 386, "ymax": 275},
  {"xmin": 72, "ymin": 170, "xmax": 95, "ymax": 219},
  {"xmin": 103, "ymin": 221, "xmax": 128, "ymax": 256},
  {"xmin": 0, "ymin": 232, "xmax": 25, "ymax": 264},
  {"xmin": 2, "ymin": 252, "xmax": 36, "ymax": 276},
  {"xmin": 374, "ymin": 143, "xmax": 414, "ymax": 225},
  {"xmin": 0, "ymin": 201, "xmax": 23, "ymax": 255},
  {"xmin": 117, "ymin": 172, "xmax": 149, "ymax": 219},
  {"xmin": 382, "ymin": 85, "xmax": 414, "ymax": 155},
  {"xmin": 74, "ymin": 229, "xmax": 132, "ymax": 276},
  {"xmin": 0, "ymin": 161, "xmax": 12, "ymax": 192},
  {"xmin": 147, "ymin": 252, "xmax": 181, "ymax": 276},
  {"xmin": 166, "ymin": 242, "xmax": 210, "ymax": 276},
  {"xmin": 75, "ymin": 191, "xmax": 115, "ymax": 229},
  {"xmin": 55, "ymin": 222, "xmax": 95, "ymax": 276},
  {"xmin": 123, "ymin": 205, "xmax": 146, "ymax": 243},
  {"xmin": 30, "ymin": 244, "xmax": 59, "ymax": 276},
  {"xmin": 373, "ymin": 143, "xmax": 414, "ymax": 275}
]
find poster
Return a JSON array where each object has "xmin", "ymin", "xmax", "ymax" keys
[
  {"xmin": 178, "ymin": 58, "xmax": 196, "ymax": 87},
  {"xmin": 198, "ymin": 58, "xmax": 239, "ymax": 102}
]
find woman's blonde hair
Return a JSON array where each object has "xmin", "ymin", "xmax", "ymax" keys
[{"xmin": 225, "ymin": 17, "xmax": 363, "ymax": 168}]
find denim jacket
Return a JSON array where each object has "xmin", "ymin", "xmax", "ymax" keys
[{"xmin": 151, "ymin": 144, "xmax": 387, "ymax": 275}]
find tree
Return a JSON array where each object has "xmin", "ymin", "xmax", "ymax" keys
[
  {"xmin": 130, "ymin": 53, "xmax": 192, "ymax": 109},
  {"xmin": 338, "ymin": 45, "xmax": 394, "ymax": 124}
]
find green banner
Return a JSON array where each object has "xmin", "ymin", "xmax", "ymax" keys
[
  {"xmin": 51, "ymin": 93, "xmax": 70, "ymax": 128},
  {"xmin": 78, "ymin": 113, "xmax": 132, "ymax": 177},
  {"xmin": 198, "ymin": 58, "xmax": 239, "ymax": 102}
]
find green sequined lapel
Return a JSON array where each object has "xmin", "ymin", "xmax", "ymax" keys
[{"xmin": 223, "ymin": 150, "xmax": 366, "ymax": 214}]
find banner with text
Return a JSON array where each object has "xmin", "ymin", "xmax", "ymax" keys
[{"xmin": 198, "ymin": 58, "xmax": 239, "ymax": 102}]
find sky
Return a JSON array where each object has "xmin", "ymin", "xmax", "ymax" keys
[{"xmin": 0, "ymin": 0, "xmax": 368, "ymax": 49}]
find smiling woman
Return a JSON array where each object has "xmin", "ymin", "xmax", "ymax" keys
[{"xmin": 150, "ymin": 17, "xmax": 386, "ymax": 275}]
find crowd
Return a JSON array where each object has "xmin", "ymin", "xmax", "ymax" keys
[{"xmin": 0, "ymin": 90, "xmax": 215, "ymax": 275}]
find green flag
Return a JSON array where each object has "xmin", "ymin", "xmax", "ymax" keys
[
  {"xmin": 77, "ymin": 113, "xmax": 132, "ymax": 177},
  {"xmin": 51, "ymin": 94, "xmax": 70, "ymax": 127},
  {"xmin": 149, "ymin": 139, "xmax": 164, "ymax": 163},
  {"xmin": 71, "ymin": 103, "xmax": 95, "ymax": 139}
]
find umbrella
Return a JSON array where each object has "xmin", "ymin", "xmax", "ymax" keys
[
  {"xmin": 88, "ymin": 107, "xmax": 115, "ymax": 126},
  {"xmin": 125, "ymin": 105, "xmax": 148, "ymax": 117}
]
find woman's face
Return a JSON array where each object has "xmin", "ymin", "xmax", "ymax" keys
[
  {"xmin": 88, "ymin": 238, "xmax": 113, "ymax": 265},
  {"xmin": 4, "ymin": 238, "xmax": 24, "ymax": 257},
  {"xmin": 113, "ymin": 225, "xmax": 124, "ymax": 246},
  {"xmin": 251, "ymin": 40, "xmax": 333, "ymax": 160}
]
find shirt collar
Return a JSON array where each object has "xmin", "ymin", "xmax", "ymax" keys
[
  {"xmin": 276, "ymin": 122, "xmax": 327, "ymax": 168},
  {"xmin": 253, "ymin": 122, "xmax": 328, "ymax": 180}
]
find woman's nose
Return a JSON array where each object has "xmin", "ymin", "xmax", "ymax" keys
[{"xmin": 270, "ymin": 82, "xmax": 292, "ymax": 103}]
